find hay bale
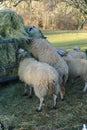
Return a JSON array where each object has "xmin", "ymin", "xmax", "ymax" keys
[
  {"xmin": 0, "ymin": 9, "xmax": 29, "ymax": 39},
  {"xmin": 0, "ymin": 9, "xmax": 31, "ymax": 80}
]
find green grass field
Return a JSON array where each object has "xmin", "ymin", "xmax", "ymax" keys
[{"xmin": 43, "ymin": 30, "xmax": 87, "ymax": 51}]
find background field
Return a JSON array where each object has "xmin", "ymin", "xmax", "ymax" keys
[
  {"xmin": 43, "ymin": 30, "xmax": 87, "ymax": 51},
  {"xmin": 0, "ymin": 31, "xmax": 87, "ymax": 130}
]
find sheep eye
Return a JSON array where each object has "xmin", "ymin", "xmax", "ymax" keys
[{"xmin": 29, "ymin": 27, "xmax": 32, "ymax": 31}]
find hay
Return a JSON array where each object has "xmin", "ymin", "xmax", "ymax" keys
[
  {"xmin": 0, "ymin": 43, "xmax": 17, "ymax": 65},
  {"xmin": 0, "ymin": 9, "xmax": 31, "ymax": 80},
  {"xmin": 0, "ymin": 9, "xmax": 29, "ymax": 39}
]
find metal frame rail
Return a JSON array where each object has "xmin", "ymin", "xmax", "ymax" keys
[{"xmin": 0, "ymin": 39, "xmax": 19, "ymax": 83}]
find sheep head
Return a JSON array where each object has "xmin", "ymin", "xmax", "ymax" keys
[
  {"xmin": 16, "ymin": 48, "xmax": 28, "ymax": 62},
  {"xmin": 26, "ymin": 26, "xmax": 46, "ymax": 39}
]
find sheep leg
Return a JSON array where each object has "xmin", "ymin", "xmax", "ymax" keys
[
  {"xmin": 53, "ymin": 94, "xmax": 57, "ymax": 109},
  {"xmin": 55, "ymin": 84, "xmax": 64, "ymax": 101},
  {"xmin": 23, "ymin": 84, "xmax": 33, "ymax": 98},
  {"xmin": 23, "ymin": 83, "xmax": 28, "ymax": 96},
  {"xmin": 83, "ymin": 82, "xmax": 87, "ymax": 92},
  {"xmin": 61, "ymin": 86, "xmax": 65, "ymax": 95},
  {"xmin": 29, "ymin": 86, "xmax": 33, "ymax": 98},
  {"xmin": 36, "ymin": 97, "xmax": 44, "ymax": 112},
  {"xmin": 61, "ymin": 85, "xmax": 65, "ymax": 96},
  {"xmin": 71, "ymin": 79, "xmax": 75, "ymax": 84},
  {"xmin": 60, "ymin": 89, "xmax": 64, "ymax": 101},
  {"xmin": 53, "ymin": 83, "xmax": 60, "ymax": 109}
]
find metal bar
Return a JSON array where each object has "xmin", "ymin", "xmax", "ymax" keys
[
  {"xmin": 0, "ymin": 76, "xmax": 19, "ymax": 83},
  {"xmin": 0, "ymin": 38, "xmax": 30, "ymax": 83},
  {"xmin": 0, "ymin": 39, "xmax": 16, "ymax": 44},
  {"xmin": 0, "ymin": 38, "xmax": 31, "ymax": 44},
  {"xmin": 0, "ymin": 65, "xmax": 18, "ymax": 71}
]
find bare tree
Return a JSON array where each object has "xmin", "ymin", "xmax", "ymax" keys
[{"xmin": 0, "ymin": 0, "xmax": 87, "ymax": 30}]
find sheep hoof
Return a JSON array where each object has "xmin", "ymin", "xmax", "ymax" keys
[
  {"xmin": 61, "ymin": 98, "xmax": 64, "ymax": 101},
  {"xmin": 36, "ymin": 108, "xmax": 42, "ymax": 112},
  {"xmin": 83, "ymin": 88, "xmax": 87, "ymax": 92},
  {"xmin": 29, "ymin": 95, "xmax": 32, "ymax": 98},
  {"xmin": 61, "ymin": 96, "xmax": 65, "ymax": 101},
  {"xmin": 23, "ymin": 93, "xmax": 28, "ymax": 96},
  {"xmin": 53, "ymin": 106, "xmax": 57, "ymax": 109}
]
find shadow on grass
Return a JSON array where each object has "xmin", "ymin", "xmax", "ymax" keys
[{"xmin": 53, "ymin": 39, "xmax": 87, "ymax": 50}]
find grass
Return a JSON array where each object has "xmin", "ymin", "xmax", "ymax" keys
[
  {"xmin": 43, "ymin": 30, "xmax": 87, "ymax": 51},
  {"xmin": 0, "ymin": 30, "xmax": 87, "ymax": 130},
  {"xmin": 0, "ymin": 79, "xmax": 87, "ymax": 130}
]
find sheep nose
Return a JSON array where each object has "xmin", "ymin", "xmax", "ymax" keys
[{"xmin": 0, "ymin": 122, "xmax": 4, "ymax": 130}]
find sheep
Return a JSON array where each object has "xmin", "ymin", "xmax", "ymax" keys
[
  {"xmin": 18, "ymin": 48, "xmax": 62, "ymax": 112},
  {"xmin": 62, "ymin": 46, "xmax": 86, "ymax": 85},
  {"xmin": 63, "ymin": 56, "xmax": 87, "ymax": 92},
  {"xmin": 73, "ymin": 46, "xmax": 80, "ymax": 51},
  {"xmin": 67, "ymin": 46, "xmax": 86, "ymax": 59},
  {"xmin": 27, "ymin": 38, "xmax": 68, "ymax": 98}
]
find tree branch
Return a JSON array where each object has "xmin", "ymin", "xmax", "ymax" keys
[{"xmin": 13, "ymin": 0, "xmax": 32, "ymax": 7}]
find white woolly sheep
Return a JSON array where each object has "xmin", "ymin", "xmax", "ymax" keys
[
  {"xmin": 67, "ymin": 46, "xmax": 86, "ymax": 59},
  {"xmin": 73, "ymin": 46, "xmax": 80, "ymax": 51},
  {"xmin": 64, "ymin": 56, "xmax": 87, "ymax": 92},
  {"xmin": 64, "ymin": 47, "xmax": 86, "ymax": 84},
  {"xmin": 28, "ymin": 38, "xmax": 68, "ymax": 97},
  {"xmin": 18, "ymin": 49, "xmax": 62, "ymax": 112}
]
